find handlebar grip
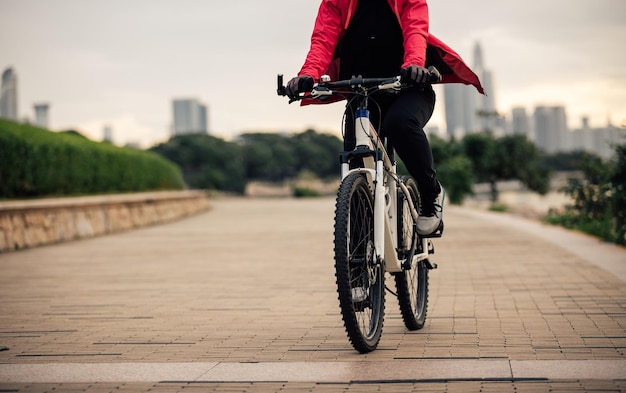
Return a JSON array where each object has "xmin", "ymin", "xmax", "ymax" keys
[
  {"xmin": 427, "ymin": 66, "xmax": 442, "ymax": 83},
  {"xmin": 277, "ymin": 74, "xmax": 286, "ymax": 96}
]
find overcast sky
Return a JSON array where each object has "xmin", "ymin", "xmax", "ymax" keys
[{"xmin": 1, "ymin": 0, "xmax": 624, "ymax": 147}]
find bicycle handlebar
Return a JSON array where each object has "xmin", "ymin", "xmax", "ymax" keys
[{"xmin": 277, "ymin": 66, "xmax": 442, "ymax": 103}]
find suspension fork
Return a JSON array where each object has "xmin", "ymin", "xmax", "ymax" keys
[{"xmin": 350, "ymin": 108, "xmax": 385, "ymax": 262}]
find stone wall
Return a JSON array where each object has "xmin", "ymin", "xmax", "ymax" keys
[{"xmin": 0, "ymin": 190, "xmax": 210, "ymax": 252}]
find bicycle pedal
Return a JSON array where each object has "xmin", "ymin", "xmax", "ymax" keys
[{"xmin": 424, "ymin": 259, "xmax": 438, "ymax": 270}]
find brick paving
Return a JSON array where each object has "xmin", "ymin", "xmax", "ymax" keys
[{"xmin": 0, "ymin": 197, "xmax": 625, "ymax": 392}]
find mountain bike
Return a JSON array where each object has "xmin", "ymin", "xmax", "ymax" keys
[{"xmin": 277, "ymin": 69, "xmax": 442, "ymax": 353}]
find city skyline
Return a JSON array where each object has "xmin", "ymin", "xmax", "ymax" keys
[
  {"xmin": 2, "ymin": 62, "xmax": 622, "ymax": 159},
  {"xmin": 1, "ymin": 0, "xmax": 624, "ymax": 147},
  {"xmin": 441, "ymin": 43, "xmax": 624, "ymax": 160}
]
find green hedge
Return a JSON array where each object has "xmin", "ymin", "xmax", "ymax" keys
[{"xmin": 0, "ymin": 119, "xmax": 184, "ymax": 198}]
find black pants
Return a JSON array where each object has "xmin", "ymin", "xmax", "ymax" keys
[{"xmin": 343, "ymin": 86, "xmax": 439, "ymax": 196}]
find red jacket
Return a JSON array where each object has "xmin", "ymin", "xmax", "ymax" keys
[{"xmin": 299, "ymin": 0, "xmax": 484, "ymax": 95}]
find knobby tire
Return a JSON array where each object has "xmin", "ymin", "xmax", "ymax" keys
[
  {"xmin": 334, "ymin": 173, "xmax": 385, "ymax": 353},
  {"xmin": 394, "ymin": 176, "xmax": 429, "ymax": 330}
]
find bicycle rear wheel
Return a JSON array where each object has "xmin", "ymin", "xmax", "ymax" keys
[
  {"xmin": 395, "ymin": 176, "xmax": 429, "ymax": 330},
  {"xmin": 334, "ymin": 172, "xmax": 385, "ymax": 353}
]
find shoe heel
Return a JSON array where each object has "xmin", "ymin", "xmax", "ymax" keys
[{"xmin": 421, "ymin": 221, "xmax": 444, "ymax": 238}]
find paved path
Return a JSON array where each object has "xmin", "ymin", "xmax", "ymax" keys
[{"xmin": 1, "ymin": 197, "xmax": 625, "ymax": 392}]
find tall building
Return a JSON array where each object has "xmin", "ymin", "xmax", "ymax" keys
[
  {"xmin": 33, "ymin": 103, "xmax": 49, "ymax": 128},
  {"xmin": 103, "ymin": 125, "xmax": 113, "ymax": 143},
  {"xmin": 172, "ymin": 98, "xmax": 208, "ymax": 135},
  {"xmin": 511, "ymin": 107, "xmax": 531, "ymax": 139},
  {"xmin": 591, "ymin": 119, "xmax": 625, "ymax": 160},
  {"xmin": 570, "ymin": 116, "xmax": 593, "ymax": 153},
  {"xmin": 443, "ymin": 83, "xmax": 474, "ymax": 139},
  {"xmin": 0, "ymin": 67, "xmax": 18, "ymax": 120},
  {"xmin": 443, "ymin": 42, "xmax": 497, "ymax": 138},
  {"xmin": 533, "ymin": 106, "xmax": 568, "ymax": 153},
  {"xmin": 443, "ymin": 84, "xmax": 463, "ymax": 138},
  {"xmin": 473, "ymin": 44, "xmax": 498, "ymax": 133}
]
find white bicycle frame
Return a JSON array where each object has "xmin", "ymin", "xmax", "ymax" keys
[{"xmin": 340, "ymin": 109, "xmax": 431, "ymax": 273}]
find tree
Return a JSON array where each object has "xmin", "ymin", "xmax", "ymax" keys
[
  {"xmin": 429, "ymin": 133, "xmax": 462, "ymax": 164},
  {"xmin": 610, "ymin": 143, "xmax": 626, "ymax": 244},
  {"xmin": 437, "ymin": 155, "xmax": 474, "ymax": 204},
  {"xmin": 563, "ymin": 154, "xmax": 612, "ymax": 221},
  {"xmin": 546, "ymin": 145, "xmax": 625, "ymax": 245},
  {"xmin": 150, "ymin": 134, "xmax": 247, "ymax": 193},
  {"xmin": 428, "ymin": 134, "xmax": 473, "ymax": 204},
  {"xmin": 237, "ymin": 129, "xmax": 342, "ymax": 181},
  {"xmin": 238, "ymin": 133, "xmax": 297, "ymax": 181},
  {"xmin": 461, "ymin": 132, "xmax": 497, "ymax": 200},
  {"xmin": 494, "ymin": 135, "xmax": 551, "ymax": 196},
  {"xmin": 291, "ymin": 129, "xmax": 342, "ymax": 179},
  {"xmin": 540, "ymin": 150, "xmax": 590, "ymax": 171},
  {"xmin": 149, "ymin": 129, "xmax": 343, "ymax": 194},
  {"xmin": 462, "ymin": 133, "xmax": 551, "ymax": 202}
]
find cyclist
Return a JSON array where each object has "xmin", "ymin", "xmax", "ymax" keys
[{"xmin": 285, "ymin": 0, "xmax": 484, "ymax": 235}]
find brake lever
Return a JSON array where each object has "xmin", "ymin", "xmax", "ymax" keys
[
  {"xmin": 378, "ymin": 78, "xmax": 402, "ymax": 91},
  {"xmin": 310, "ymin": 86, "xmax": 332, "ymax": 98}
]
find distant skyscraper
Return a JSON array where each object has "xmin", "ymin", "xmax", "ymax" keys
[
  {"xmin": 0, "ymin": 67, "xmax": 18, "ymax": 120},
  {"xmin": 172, "ymin": 98, "xmax": 208, "ymax": 135},
  {"xmin": 592, "ymin": 120, "xmax": 625, "ymax": 160},
  {"xmin": 443, "ymin": 84, "xmax": 464, "ymax": 138},
  {"xmin": 570, "ymin": 116, "xmax": 591, "ymax": 152},
  {"xmin": 443, "ymin": 42, "xmax": 497, "ymax": 137},
  {"xmin": 33, "ymin": 103, "xmax": 49, "ymax": 128},
  {"xmin": 533, "ymin": 106, "xmax": 568, "ymax": 153},
  {"xmin": 511, "ymin": 107, "xmax": 531, "ymax": 138},
  {"xmin": 472, "ymin": 43, "xmax": 498, "ymax": 133},
  {"xmin": 443, "ymin": 84, "xmax": 475, "ymax": 138},
  {"xmin": 103, "ymin": 124, "xmax": 113, "ymax": 143}
]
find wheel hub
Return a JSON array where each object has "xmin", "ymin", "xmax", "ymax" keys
[{"xmin": 366, "ymin": 240, "xmax": 378, "ymax": 283}]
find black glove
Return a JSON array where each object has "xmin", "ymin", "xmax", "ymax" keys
[
  {"xmin": 401, "ymin": 65, "xmax": 430, "ymax": 86},
  {"xmin": 285, "ymin": 75, "xmax": 314, "ymax": 99}
]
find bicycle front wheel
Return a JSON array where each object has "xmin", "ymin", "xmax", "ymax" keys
[
  {"xmin": 334, "ymin": 172, "xmax": 385, "ymax": 353},
  {"xmin": 395, "ymin": 176, "xmax": 429, "ymax": 330}
]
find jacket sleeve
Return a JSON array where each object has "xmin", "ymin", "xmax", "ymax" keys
[
  {"xmin": 298, "ymin": 0, "xmax": 344, "ymax": 79},
  {"xmin": 399, "ymin": 0, "xmax": 429, "ymax": 67}
]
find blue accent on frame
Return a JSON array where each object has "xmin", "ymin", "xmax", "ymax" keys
[{"xmin": 356, "ymin": 109, "xmax": 369, "ymax": 119}]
